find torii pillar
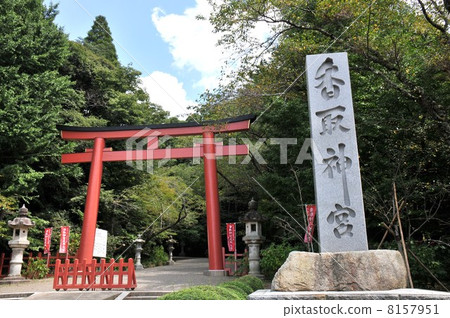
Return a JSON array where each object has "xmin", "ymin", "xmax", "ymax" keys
[
  {"xmin": 77, "ymin": 137, "xmax": 105, "ymax": 262},
  {"xmin": 203, "ymin": 131, "xmax": 223, "ymax": 274}
]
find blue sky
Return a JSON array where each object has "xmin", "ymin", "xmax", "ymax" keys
[{"xmin": 44, "ymin": 0, "xmax": 228, "ymax": 118}]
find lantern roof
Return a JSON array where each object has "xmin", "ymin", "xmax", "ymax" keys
[
  {"xmin": 8, "ymin": 205, "xmax": 35, "ymax": 228},
  {"xmin": 240, "ymin": 198, "xmax": 266, "ymax": 222}
]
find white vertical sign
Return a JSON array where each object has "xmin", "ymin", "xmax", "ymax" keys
[
  {"xmin": 306, "ymin": 52, "xmax": 368, "ymax": 252},
  {"xmin": 93, "ymin": 228, "xmax": 108, "ymax": 258}
]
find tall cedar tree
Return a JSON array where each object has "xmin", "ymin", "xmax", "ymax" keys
[{"xmin": 84, "ymin": 15, "xmax": 119, "ymax": 64}]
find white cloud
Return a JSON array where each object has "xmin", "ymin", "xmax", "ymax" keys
[
  {"xmin": 140, "ymin": 71, "xmax": 195, "ymax": 118},
  {"xmin": 149, "ymin": 0, "xmax": 273, "ymax": 113},
  {"xmin": 151, "ymin": 0, "xmax": 225, "ymax": 91}
]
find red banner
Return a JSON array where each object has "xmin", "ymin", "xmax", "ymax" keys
[
  {"xmin": 226, "ymin": 223, "xmax": 236, "ymax": 252},
  {"xmin": 304, "ymin": 205, "xmax": 317, "ymax": 243},
  {"xmin": 59, "ymin": 226, "xmax": 70, "ymax": 254},
  {"xmin": 44, "ymin": 228, "xmax": 53, "ymax": 254}
]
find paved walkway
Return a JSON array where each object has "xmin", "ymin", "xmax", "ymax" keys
[{"xmin": 0, "ymin": 258, "xmax": 234, "ymax": 300}]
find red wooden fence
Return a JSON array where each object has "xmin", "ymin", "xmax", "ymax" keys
[
  {"xmin": 222, "ymin": 247, "xmax": 248, "ymax": 276},
  {"xmin": 53, "ymin": 258, "xmax": 137, "ymax": 291},
  {"xmin": 0, "ymin": 252, "xmax": 74, "ymax": 278}
]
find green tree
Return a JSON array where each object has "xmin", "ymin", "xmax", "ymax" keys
[
  {"xmin": 0, "ymin": 0, "xmax": 82, "ymax": 201},
  {"xmin": 0, "ymin": 5, "xmax": 173, "ymax": 256},
  {"xmin": 84, "ymin": 15, "xmax": 118, "ymax": 64},
  {"xmin": 63, "ymin": 41, "xmax": 168, "ymax": 127},
  {"xmin": 0, "ymin": 0, "xmax": 85, "ymax": 251},
  {"xmin": 0, "ymin": 0, "xmax": 80, "ymax": 198},
  {"xmin": 201, "ymin": 0, "xmax": 450, "ymax": 288}
]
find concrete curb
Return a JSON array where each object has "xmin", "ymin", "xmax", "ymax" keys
[{"xmin": 248, "ymin": 289, "xmax": 450, "ymax": 300}]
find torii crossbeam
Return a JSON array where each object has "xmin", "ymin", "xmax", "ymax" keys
[{"xmin": 57, "ymin": 114, "xmax": 255, "ymax": 275}]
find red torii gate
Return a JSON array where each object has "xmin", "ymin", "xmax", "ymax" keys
[{"xmin": 57, "ymin": 114, "xmax": 255, "ymax": 275}]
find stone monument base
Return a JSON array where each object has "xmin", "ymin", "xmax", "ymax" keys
[
  {"xmin": 249, "ymin": 289, "xmax": 450, "ymax": 300},
  {"xmin": 0, "ymin": 276, "xmax": 30, "ymax": 285},
  {"xmin": 272, "ymin": 250, "xmax": 407, "ymax": 292}
]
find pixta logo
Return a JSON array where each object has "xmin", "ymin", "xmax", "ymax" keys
[
  {"xmin": 125, "ymin": 129, "xmax": 172, "ymax": 173},
  {"xmin": 126, "ymin": 131, "xmax": 322, "ymax": 173}
]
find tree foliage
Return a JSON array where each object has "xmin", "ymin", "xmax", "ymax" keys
[
  {"xmin": 201, "ymin": 0, "xmax": 450, "ymax": 289},
  {"xmin": 83, "ymin": 15, "xmax": 118, "ymax": 64},
  {"xmin": 0, "ymin": 0, "xmax": 81, "ymax": 202},
  {"xmin": 0, "ymin": 1, "xmax": 199, "ymax": 262}
]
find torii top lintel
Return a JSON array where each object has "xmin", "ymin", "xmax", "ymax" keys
[
  {"xmin": 57, "ymin": 114, "xmax": 256, "ymax": 164},
  {"xmin": 57, "ymin": 114, "xmax": 256, "ymax": 140}
]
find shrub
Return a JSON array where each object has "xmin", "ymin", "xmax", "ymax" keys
[
  {"xmin": 147, "ymin": 245, "xmax": 168, "ymax": 267},
  {"xmin": 22, "ymin": 258, "xmax": 49, "ymax": 279},
  {"xmin": 158, "ymin": 285, "xmax": 245, "ymax": 300},
  {"xmin": 217, "ymin": 284, "xmax": 247, "ymax": 299},
  {"xmin": 159, "ymin": 276, "xmax": 265, "ymax": 300},
  {"xmin": 237, "ymin": 275, "xmax": 264, "ymax": 291},
  {"xmin": 260, "ymin": 243, "xmax": 298, "ymax": 279},
  {"xmin": 233, "ymin": 251, "xmax": 249, "ymax": 276},
  {"xmin": 212, "ymin": 285, "xmax": 246, "ymax": 299},
  {"xmin": 404, "ymin": 241, "xmax": 449, "ymax": 290},
  {"xmin": 220, "ymin": 281, "xmax": 252, "ymax": 297}
]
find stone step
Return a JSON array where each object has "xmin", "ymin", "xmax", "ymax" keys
[
  {"xmin": 124, "ymin": 295, "xmax": 160, "ymax": 300},
  {"xmin": 118, "ymin": 290, "xmax": 172, "ymax": 300},
  {"xmin": 0, "ymin": 292, "xmax": 34, "ymax": 300}
]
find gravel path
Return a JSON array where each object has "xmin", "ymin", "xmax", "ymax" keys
[{"xmin": 134, "ymin": 258, "xmax": 233, "ymax": 292}]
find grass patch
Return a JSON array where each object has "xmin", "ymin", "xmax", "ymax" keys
[{"xmin": 158, "ymin": 275, "xmax": 264, "ymax": 300}]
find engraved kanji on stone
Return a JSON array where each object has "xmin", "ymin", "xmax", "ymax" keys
[
  {"xmin": 315, "ymin": 57, "xmax": 345, "ymax": 100},
  {"xmin": 315, "ymin": 105, "xmax": 350, "ymax": 135},
  {"xmin": 323, "ymin": 143, "xmax": 352, "ymax": 205},
  {"xmin": 307, "ymin": 52, "xmax": 369, "ymax": 252},
  {"xmin": 327, "ymin": 204, "xmax": 355, "ymax": 238}
]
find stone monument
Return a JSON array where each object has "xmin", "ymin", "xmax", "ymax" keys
[
  {"xmin": 7, "ymin": 205, "xmax": 35, "ymax": 280},
  {"xmin": 307, "ymin": 52, "xmax": 368, "ymax": 252},
  {"xmin": 270, "ymin": 52, "xmax": 407, "ymax": 292}
]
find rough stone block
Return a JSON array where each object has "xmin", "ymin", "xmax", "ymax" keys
[{"xmin": 272, "ymin": 250, "xmax": 407, "ymax": 291}]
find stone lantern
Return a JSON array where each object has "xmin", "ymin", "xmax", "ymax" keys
[
  {"xmin": 134, "ymin": 236, "xmax": 145, "ymax": 270},
  {"xmin": 240, "ymin": 198, "xmax": 265, "ymax": 278},
  {"xmin": 167, "ymin": 236, "xmax": 177, "ymax": 265},
  {"xmin": 7, "ymin": 205, "xmax": 35, "ymax": 279}
]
